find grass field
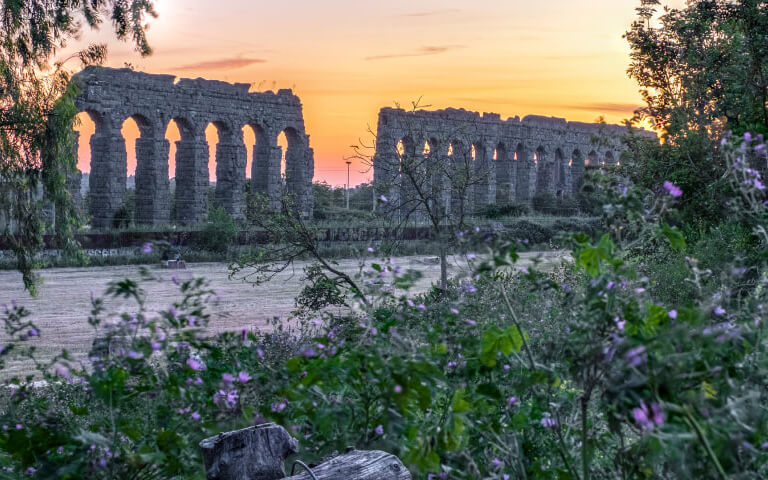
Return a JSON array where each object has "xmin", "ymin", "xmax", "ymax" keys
[{"xmin": 0, "ymin": 251, "xmax": 568, "ymax": 376}]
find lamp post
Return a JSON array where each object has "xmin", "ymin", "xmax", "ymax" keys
[{"xmin": 345, "ymin": 160, "xmax": 352, "ymax": 209}]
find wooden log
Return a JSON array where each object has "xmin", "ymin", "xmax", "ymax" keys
[
  {"xmin": 284, "ymin": 449, "xmax": 411, "ymax": 480},
  {"xmin": 199, "ymin": 423, "xmax": 299, "ymax": 480}
]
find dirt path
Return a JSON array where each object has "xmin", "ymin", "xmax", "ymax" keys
[{"xmin": 0, "ymin": 252, "xmax": 567, "ymax": 375}]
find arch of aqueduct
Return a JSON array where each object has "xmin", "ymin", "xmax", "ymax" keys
[
  {"xmin": 73, "ymin": 66, "xmax": 314, "ymax": 228},
  {"xmin": 67, "ymin": 67, "xmax": 652, "ymax": 230},
  {"xmin": 373, "ymin": 107, "xmax": 651, "ymax": 214}
]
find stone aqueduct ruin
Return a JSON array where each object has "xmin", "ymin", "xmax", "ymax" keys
[
  {"xmin": 73, "ymin": 66, "xmax": 314, "ymax": 228},
  {"xmin": 373, "ymin": 107, "xmax": 642, "ymax": 214},
  {"xmin": 69, "ymin": 66, "xmax": 646, "ymax": 229}
]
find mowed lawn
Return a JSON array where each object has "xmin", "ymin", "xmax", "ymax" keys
[{"xmin": 0, "ymin": 252, "xmax": 567, "ymax": 376}]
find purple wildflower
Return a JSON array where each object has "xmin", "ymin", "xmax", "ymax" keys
[
  {"xmin": 632, "ymin": 401, "xmax": 664, "ymax": 430},
  {"xmin": 222, "ymin": 373, "xmax": 235, "ymax": 384},
  {"xmin": 540, "ymin": 417, "xmax": 557, "ymax": 428},
  {"xmin": 668, "ymin": 310, "xmax": 678, "ymax": 319},
  {"xmin": 238, "ymin": 371, "xmax": 251, "ymax": 383},
  {"xmin": 508, "ymin": 396, "xmax": 517, "ymax": 405},
  {"xmin": 614, "ymin": 317, "xmax": 626, "ymax": 331},
  {"xmin": 714, "ymin": 305, "xmax": 726, "ymax": 316},
  {"xmin": 625, "ymin": 346, "xmax": 647, "ymax": 367},
  {"xmin": 186, "ymin": 358, "xmax": 205, "ymax": 371},
  {"xmin": 190, "ymin": 411, "xmax": 201, "ymax": 421},
  {"xmin": 142, "ymin": 242, "xmax": 153, "ymax": 254},
  {"xmin": 663, "ymin": 181, "xmax": 683, "ymax": 198},
  {"xmin": 394, "ymin": 385, "xmax": 403, "ymax": 393},
  {"xmin": 375, "ymin": 425, "xmax": 384, "ymax": 435}
]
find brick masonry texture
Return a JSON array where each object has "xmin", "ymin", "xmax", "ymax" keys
[{"xmin": 73, "ymin": 66, "xmax": 314, "ymax": 227}]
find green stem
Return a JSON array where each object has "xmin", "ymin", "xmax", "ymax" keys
[
  {"xmin": 554, "ymin": 424, "xmax": 580, "ymax": 480},
  {"xmin": 683, "ymin": 408, "xmax": 726, "ymax": 479},
  {"xmin": 581, "ymin": 396, "xmax": 590, "ymax": 480},
  {"xmin": 500, "ymin": 284, "xmax": 536, "ymax": 370}
]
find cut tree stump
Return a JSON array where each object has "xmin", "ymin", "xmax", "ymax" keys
[
  {"xmin": 199, "ymin": 423, "xmax": 299, "ymax": 480},
  {"xmin": 284, "ymin": 449, "xmax": 412, "ymax": 480}
]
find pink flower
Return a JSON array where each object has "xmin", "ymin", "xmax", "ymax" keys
[
  {"xmin": 540, "ymin": 417, "xmax": 557, "ymax": 428},
  {"xmin": 668, "ymin": 310, "xmax": 678, "ymax": 319},
  {"xmin": 394, "ymin": 385, "xmax": 402, "ymax": 393},
  {"xmin": 186, "ymin": 358, "xmax": 205, "ymax": 371},
  {"xmin": 633, "ymin": 401, "xmax": 664, "ymax": 430},
  {"xmin": 663, "ymin": 181, "xmax": 683, "ymax": 198}
]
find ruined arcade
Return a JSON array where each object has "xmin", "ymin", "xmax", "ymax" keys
[
  {"xmin": 73, "ymin": 66, "xmax": 314, "ymax": 228},
  {"xmin": 373, "ymin": 107, "xmax": 644, "ymax": 214}
]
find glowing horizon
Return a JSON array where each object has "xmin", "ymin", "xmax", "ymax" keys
[{"xmin": 69, "ymin": 0, "xmax": 683, "ymax": 187}]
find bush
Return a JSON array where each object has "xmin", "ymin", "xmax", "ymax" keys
[
  {"xmin": 479, "ymin": 202, "xmax": 530, "ymax": 218},
  {"xmin": 195, "ymin": 207, "xmax": 238, "ymax": 253},
  {"xmin": 2, "ymin": 136, "xmax": 768, "ymax": 479}
]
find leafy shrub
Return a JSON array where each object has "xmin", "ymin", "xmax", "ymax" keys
[
  {"xmin": 479, "ymin": 202, "xmax": 531, "ymax": 218},
  {"xmin": 195, "ymin": 207, "xmax": 238, "ymax": 253},
  {"xmin": 2, "ymin": 135, "xmax": 768, "ymax": 479}
]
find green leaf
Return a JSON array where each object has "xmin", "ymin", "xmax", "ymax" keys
[
  {"xmin": 662, "ymin": 223, "xmax": 686, "ymax": 251},
  {"xmin": 451, "ymin": 389, "xmax": 471, "ymax": 413}
]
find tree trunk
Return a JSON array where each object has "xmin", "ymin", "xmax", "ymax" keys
[
  {"xmin": 284, "ymin": 449, "xmax": 411, "ymax": 480},
  {"xmin": 439, "ymin": 241, "xmax": 448, "ymax": 291},
  {"xmin": 199, "ymin": 423, "xmax": 299, "ymax": 480}
]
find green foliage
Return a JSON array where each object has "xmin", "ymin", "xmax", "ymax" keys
[
  {"xmin": 623, "ymin": 0, "xmax": 768, "ymax": 224},
  {"xmin": 478, "ymin": 202, "xmax": 531, "ymax": 219},
  {"xmin": 295, "ymin": 264, "xmax": 347, "ymax": 313},
  {"xmin": 195, "ymin": 207, "xmax": 238, "ymax": 253},
  {"xmin": 0, "ymin": 0, "xmax": 157, "ymax": 294},
  {"xmin": 3, "ymin": 141, "xmax": 768, "ymax": 478}
]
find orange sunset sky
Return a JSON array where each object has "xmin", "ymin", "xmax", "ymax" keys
[{"xmin": 67, "ymin": 0, "xmax": 683, "ymax": 187}]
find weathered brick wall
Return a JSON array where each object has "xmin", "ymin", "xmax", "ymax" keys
[{"xmin": 73, "ymin": 67, "xmax": 315, "ymax": 228}]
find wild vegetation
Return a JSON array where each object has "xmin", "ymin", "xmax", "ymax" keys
[{"xmin": 1, "ymin": 0, "xmax": 768, "ymax": 479}]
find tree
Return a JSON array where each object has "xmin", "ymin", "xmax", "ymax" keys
[
  {"xmin": 230, "ymin": 194, "xmax": 370, "ymax": 307},
  {"xmin": 0, "ymin": 0, "xmax": 157, "ymax": 294},
  {"xmin": 352, "ymin": 100, "xmax": 494, "ymax": 291},
  {"xmin": 623, "ymin": 0, "xmax": 768, "ymax": 223}
]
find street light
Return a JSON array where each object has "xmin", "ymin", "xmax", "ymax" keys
[{"xmin": 345, "ymin": 160, "xmax": 352, "ymax": 209}]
